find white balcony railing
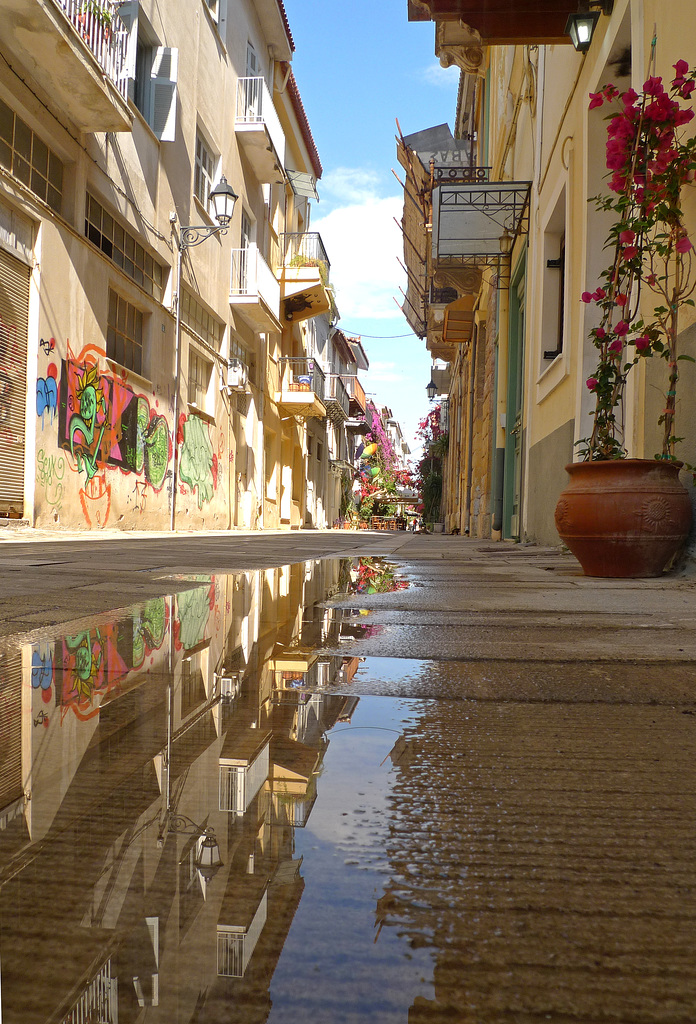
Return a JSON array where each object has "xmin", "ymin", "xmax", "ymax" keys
[
  {"xmin": 217, "ymin": 892, "xmax": 268, "ymax": 978},
  {"xmin": 235, "ymin": 77, "xmax": 286, "ymax": 166},
  {"xmin": 230, "ymin": 245, "xmax": 281, "ymax": 312},
  {"xmin": 54, "ymin": 0, "xmax": 129, "ymax": 100}
]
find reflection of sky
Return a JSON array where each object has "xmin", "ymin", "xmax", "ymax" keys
[{"xmin": 268, "ymin": 696, "xmax": 435, "ymax": 1023}]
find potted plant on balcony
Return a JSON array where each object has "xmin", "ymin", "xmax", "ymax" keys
[
  {"xmin": 555, "ymin": 62, "xmax": 696, "ymax": 576},
  {"xmin": 78, "ymin": 0, "xmax": 113, "ymax": 42}
]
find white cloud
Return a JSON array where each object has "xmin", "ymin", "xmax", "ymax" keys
[
  {"xmin": 419, "ymin": 61, "xmax": 461, "ymax": 89},
  {"xmin": 312, "ymin": 194, "xmax": 406, "ymax": 321},
  {"xmin": 319, "ymin": 167, "xmax": 382, "ymax": 204},
  {"xmin": 366, "ymin": 360, "xmax": 406, "ymax": 385}
]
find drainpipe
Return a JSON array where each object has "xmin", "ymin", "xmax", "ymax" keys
[
  {"xmin": 170, "ymin": 243, "xmax": 183, "ymax": 532},
  {"xmin": 464, "ymin": 324, "xmax": 477, "ymax": 533},
  {"xmin": 492, "ymin": 284, "xmax": 510, "ymax": 535}
]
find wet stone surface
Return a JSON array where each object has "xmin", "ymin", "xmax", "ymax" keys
[{"xmin": 0, "ymin": 554, "xmax": 695, "ymax": 1022}]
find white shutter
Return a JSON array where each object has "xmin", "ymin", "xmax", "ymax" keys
[
  {"xmin": 116, "ymin": 1, "xmax": 139, "ymax": 101},
  {"xmin": 150, "ymin": 47, "xmax": 178, "ymax": 142}
]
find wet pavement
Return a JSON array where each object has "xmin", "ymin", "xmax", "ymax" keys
[{"xmin": 0, "ymin": 535, "xmax": 695, "ymax": 1021}]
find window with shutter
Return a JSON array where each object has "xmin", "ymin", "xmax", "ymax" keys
[{"xmin": 150, "ymin": 47, "xmax": 178, "ymax": 142}]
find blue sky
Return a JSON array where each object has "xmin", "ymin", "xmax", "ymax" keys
[{"xmin": 281, "ymin": 0, "xmax": 460, "ymax": 451}]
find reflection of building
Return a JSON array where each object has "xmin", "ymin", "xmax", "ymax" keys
[{"xmin": 0, "ymin": 556, "xmax": 358, "ymax": 1023}]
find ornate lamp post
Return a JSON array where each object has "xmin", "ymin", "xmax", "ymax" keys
[{"xmin": 171, "ymin": 176, "xmax": 239, "ymax": 530}]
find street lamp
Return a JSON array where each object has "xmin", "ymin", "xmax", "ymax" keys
[
  {"xmin": 565, "ymin": 0, "xmax": 613, "ymax": 53},
  {"xmin": 171, "ymin": 175, "xmax": 239, "ymax": 531},
  {"xmin": 426, "ymin": 378, "xmax": 438, "ymax": 401},
  {"xmin": 158, "ymin": 813, "xmax": 224, "ymax": 883}
]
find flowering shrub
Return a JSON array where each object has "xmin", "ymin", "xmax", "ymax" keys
[
  {"xmin": 348, "ymin": 557, "xmax": 409, "ymax": 594},
  {"xmin": 581, "ymin": 61, "xmax": 696, "ymax": 461},
  {"xmin": 355, "ymin": 403, "xmax": 412, "ymax": 520},
  {"xmin": 413, "ymin": 405, "xmax": 445, "ymax": 521}
]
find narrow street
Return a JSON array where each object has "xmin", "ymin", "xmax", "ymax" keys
[{"xmin": 0, "ymin": 532, "xmax": 694, "ymax": 1021}]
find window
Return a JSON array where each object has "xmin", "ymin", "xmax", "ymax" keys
[
  {"xmin": 0, "ymin": 98, "xmax": 63, "ymax": 213},
  {"xmin": 86, "ymin": 194, "xmax": 164, "ymax": 299},
  {"xmin": 119, "ymin": 4, "xmax": 178, "ymax": 141},
  {"xmin": 541, "ymin": 188, "xmax": 567, "ymax": 365},
  {"xmin": 181, "ymin": 289, "xmax": 223, "ymax": 351},
  {"xmin": 188, "ymin": 347, "xmax": 212, "ymax": 408},
  {"xmin": 107, "ymin": 290, "xmax": 144, "ymax": 375},
  {"xmin": 194, "ymin": 133, "xmax": 216, "ymax": 208},
  {"xmin": 204, "ymin": 0, "xmax": 227, "ymax": 26}
]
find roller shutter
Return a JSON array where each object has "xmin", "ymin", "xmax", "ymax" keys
[
  {"xmin": 0, "ymin": 248, "xmax": 29, "ymax": 517},
  {"xmin": 0, "ymin": 651, "xmax": 22, "ymax": 811}
]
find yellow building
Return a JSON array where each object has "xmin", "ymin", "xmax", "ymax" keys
[{"xmin": 403, "ymin": 0, "xmax": 696, "ymax": 547}]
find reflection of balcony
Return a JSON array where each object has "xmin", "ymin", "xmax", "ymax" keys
[
  {"xmin": 235, "ymin": 77, "xmax": 286, "ymax": 183},
  {"xmin": 275, "ymin": 358, "xmax": 326, "ymax": 418},
  {"xmin": 278, "ymin": 233, "xmax": 332, "ymax": 324},
  {"xmin": 217, "ymin": 885, "xmax": 268, "ymax": 978},
  {"xmin": 0, "ymin": 0, "xmax": 132, "ymax": 132},
  {"xmin": 325, "ymin": 375, "xmax": 350, "ymax": 422},
  {"xmin": 230, "ymin": 245, "xmax": 282, "ymax": 331},
  {"xmin": 219, "ymin": 736, "xmax": 270, "ymax": 815}
]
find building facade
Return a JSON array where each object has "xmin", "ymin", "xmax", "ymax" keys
[
  {"xmin": 402, "ymin": 0, "xmax": 696, "ymax": 550},
  {"xmin": 0, "ymin": 0, "xmax": 373, "ymax": 533}
]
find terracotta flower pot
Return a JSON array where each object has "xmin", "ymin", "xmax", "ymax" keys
[{"xmin": 555, "ymin": 459, "xmax": 692, "ymax": 578}]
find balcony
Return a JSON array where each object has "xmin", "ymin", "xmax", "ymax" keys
[
  {"xmin": 278, "ymin": 233, "xmax": 333, "ymax": 324},
  {"xmin": 325, "ymin": 375, "xmax": 350, "ymax": 422},
  {"xmin": 230, "ymin": 245, "xmax": 282, "ymax": 331},
  {"xmin": 407, "ymin": 0, "xmax": 577, "ymax": 44},
  {"xmin": 275, "ymin": 358, "xmax": 326, "ymax": 418},
  {"xmin": 0, "ymin": 0, "xmax": 132, "ymax": 132},
  {"xmin": 235, "ymin": 77, "xmax": 286, "ymax": 183}
]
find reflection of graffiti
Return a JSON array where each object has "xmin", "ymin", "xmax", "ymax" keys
[
  {"xmin": 133, "ymin": 597, "xmax": 167, "ymax": 667},
  {"xmin": 176, "ymin": 585, "xmax": 214, "ymax": 651},
  {"xmin": 31, "ymin": 646, "xmax": 53, "ymax": 702},
  {"xmin": 36, "ymin": 374, "xmax": 58, "ymax": 427},
  {"xmin": 37, "ymin": 448, "xmax": 65, "ymax": 508},
  {"xmin": 79, "ymin": 472, "xmax": 111, "ymax": 527},
  {"xmin": 58, "ymin": 360, "xmax": 171, "ymax": 489},
  {"xmin": 179, "ymin": 414, "xmax": 218, "ymax": 508}
]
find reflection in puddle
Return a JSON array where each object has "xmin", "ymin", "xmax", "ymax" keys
[{"xmin": 0, "ymin": 557, "xmax": 428, "ymax": 1024}]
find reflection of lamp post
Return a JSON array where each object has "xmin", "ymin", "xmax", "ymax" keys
[
  {"xmin": 171, "ymin": 176, "xmax": 239, "ymax": 531},
  {"xmin": 157, "ymin": 813, "xmax": 224, "ymax": 883}
]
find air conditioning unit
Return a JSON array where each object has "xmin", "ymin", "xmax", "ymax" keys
[
  {"xmin": 215, "ymin": 672, "xmax": 241, "ymax": 701},
  {"xmin": 226, "ymin": 358, "xmax": 248, "ymax": 391}
]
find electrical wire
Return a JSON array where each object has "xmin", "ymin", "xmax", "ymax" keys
[{"xmin": 338, "ymin": 330, "xmax": 417, "ymax": 339}]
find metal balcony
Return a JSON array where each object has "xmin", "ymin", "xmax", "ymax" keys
[
  {"xmin": 275, "ymin": 358, "xmax": 326, "ymax": 418},
  {"xmin": 230, "ymin": 245, "xmax": 281, "ymax": 332},
  {"xmin": 325, "ymin": 375, "xmax": 350, "ymax": 422},
  {"xmin": 0, "ymin": 0, "xmax": 132, "ymax": 132},
  {"xmin": 235, "ymin": 77, "xmax": 286, "ymax": 183},
  {"xmin": 278, "ymin": 233, "xmax": 332, "ymax": 324},
  {"xmin": 344, "ymin": 375, "xmax": 366, "ymax": 417}
]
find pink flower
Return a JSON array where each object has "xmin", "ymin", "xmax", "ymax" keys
[
  {"xmin": 643, "ymin": 76, "xmax": 665, "ymax": 97},
  {"xmin": 622, "ymin": 88, "xmax": 639, "ymax": 106},
  {"xmin": 622, "ymin": 246, "xmax": 638, "ymax": 259},
  {"xmin": 679, "ymin": 80, "xmax": 695, "ymax": 99},
  {"xmin": 581, "ymin": 291, "xmax": 593, "ymax": 303},
  {"xmin": 586, "ymin": 377, "xmax": 598, "ymax": 391},
  {"xmin": 673, "ymin": 59, "xmax": 689, "ymax": 78},
  {"xmin": 609, "ymin": 339, "xmax": 623, "ymax": 353},
  {"xmin": 645, "ymin": 273, "xmax": 657, "ymax": 286},
  {"xmin": 615, "ymin": 320, "xmax": 629, "ymax": 336},
  {"xmin": 589, "ymin": 91, "xmax": 604, "ymax": 109},
  {"xmin": 592, "ymin": 287, "xmax": 607, "ymax": 301},
  {"xmin": 619, "ymin": 229, "xmax": 636, "ymax": 244},
  {"xmin": 676, "ymin": 235, "xmax": 693, "ymax": 253},
  {"xmin": 615, "ymin": 293, "xmax": 629, "ymax": 306},
  {"xmin": 635, "ymin": 335, "xmax": 651, "ymax": 351},
  {"xmin": 595, "ymin": 327, "xmax": 606, "ymax": 339}
]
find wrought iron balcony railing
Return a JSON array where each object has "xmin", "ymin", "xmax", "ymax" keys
[
  {"xmin": 277, "ymin": 357, "xmax": 325, "ymax": 402},
  {"xmin": 280, "ymin": 232, "xmax": 330, "ymax": 276},
  {"xmin": 325, "ymin": 375, "xmax": 350, "ymax": 418}
]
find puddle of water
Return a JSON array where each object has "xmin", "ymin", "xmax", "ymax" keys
[{"xmin": 1, "ymin": 555, "xmax": 696, "ymax": 1022}]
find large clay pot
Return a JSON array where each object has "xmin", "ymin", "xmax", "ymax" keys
[{"xmin": 555, "ymin": 459, "xmax": 692, "ymax": 578}]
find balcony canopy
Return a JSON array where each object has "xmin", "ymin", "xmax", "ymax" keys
[
  {"xmin": 433, "ymin": 181, "xmax": 531, "ymax": 263},
  {"xmin": 407, "ymin": 0, "xmax": 577, "ymax": 44}
]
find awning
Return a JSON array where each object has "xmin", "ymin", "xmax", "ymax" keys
[
  {"xmin": 286, "ymin": 168, "xmax": 320, "ymax": 201},
  {"xmin": 433, "ymin": 181, "xmax": 531, "ymax": 262}
]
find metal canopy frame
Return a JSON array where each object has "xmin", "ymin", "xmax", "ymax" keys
[{"xmin": 433, "ymin": 181, "xmax": 532, "ymax": 263}]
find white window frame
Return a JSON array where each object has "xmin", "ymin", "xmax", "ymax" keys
[
  {"xmin": 118, "ymin": 4, "xmax": 178, "ymax": 142},
  {"xmin": 194, "ymin": 131, "xmax": 218, "ymax": 210}
]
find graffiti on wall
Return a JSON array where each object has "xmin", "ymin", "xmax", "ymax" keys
[
  {"xmin": 36, "ymin": 367, "xmax": 58, "ymax": 428},
  {"xmin": 36, "ymin": 448, "xmax": 65, "ymax": 509},
  {"xmin": 57, "ymin": 359, "xmax": 171, "ymax": 494},
  {"xmin": 30, "ymin": 596, "xmax": 170, "ymax": 723},
  {"xmin": 178, "ymin": 413, "xmax": 219, "ymax": 508}
]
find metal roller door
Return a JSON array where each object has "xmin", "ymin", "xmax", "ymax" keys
[{"xmin": 0, "ymin": 248, "xmax": 29, "ymax": 517}]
